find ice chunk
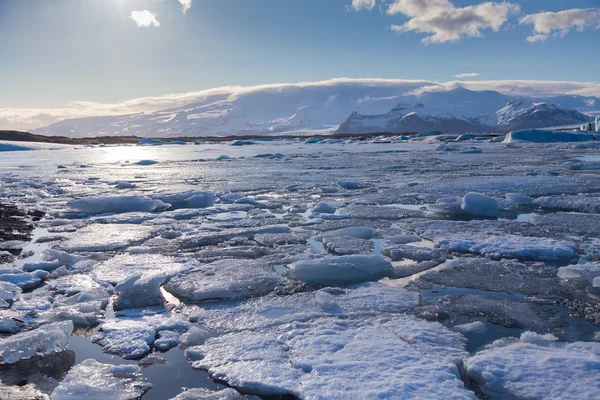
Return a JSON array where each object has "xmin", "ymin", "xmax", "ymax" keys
[
  {"xmin": 437, "ymin": 235, "xmax": 575, "ymax": 262},
  {"xmin": 170, "ymin": 388, "xmax": 253, "ymax": 400},
  {"xmin": 0, "ymin": 240, "xmax": 27, "ymax": 250},
  {"xmin": 41, "ymin": 249, "xmax": 84, "ymax": 266},
  {"xmin": 187, "ymin": 316, "xmax": 474, "ymax": 399},
  {"xmin": 322, "ymin": 236, "xmax": 373, "ymax": 255},
  {"xmin": 155, "ymin": 191, "xmax": 216, "ymax": 210},
  {"xmin": 386, "ymin": 234, "xmax": 422, "ymax": 244},
  {"xmin": 59, "ymin": 224, "xmax": 156, "ymax": 252},
  {"xmin": 287, "ymin": 255, "xmax": 392, "ymax": 285},
  {"xmin": 115, "ymin": 181, "xmax": 137, "ymax": 189},
  {"xmin": 505, "ymin": 193, "xmax": 534, "ymax": 205},
  {"xmin": 180, "ymin": 225, "xmax": 290, "ymax": 248},
  {"xmin": 461, "ymin": 192, "xmax": 498, "ymax": 218},
  {"xmin": 0, "ymin": 321, "xmax": 73, "ymax": 364},
  {"xmin": 179, "ymin": 326, "xmax": 212, "ymax": 347},
  {"xmin": 454, "ymin": 321, "xmax": 487, "ymax": 334},
  {"xmin": 312, "ymin": 202, "xmax": 336, "ymax": 214},
  {"xmin": 0, "ymin": 281, "xmax": 22, "ymax": 301},
  {"xmin": 136, "ymin": 159, "xmax": 159, "ymax": 165},
  {"xmin": 92, "ymin": 254, "xmax": 196, "ymax": 285},
  {"xmin": 114, "ymin": 273, "xmax": 167, "ymax": 310},
  {"xmin": 337, "ymin": 181, "xmax": 361, "ymax": 189},
  {"xmin": 68, "ymin": 195, "xmax": 169, "ymax": 214},
  {"xmin": 465, "ymin": 333, "xmax": 600, "ymax": 400},
  {"xmin": 186, "ymin": 282, "xmax": 420, "ymax": 333},
  {"xmin": 51, "ymin": 359, "xmax": 151, "ymax": 399},
  {"xmin": 382, "ymin": 243, "xmax": 445, "ymax": 261},
  {"xmin": 558, "ymin": 264, "xmax": 600, "ymax": 285},
  {"xmin": 22, "ymin": 259, "xmax": 60, "ymax": 272},
  {"xmin": 504, "ymin": 129, "xmax": 595, "ymax": 143},
  {"xmin": 164, "ymin": 259, "xmax": 284, "ymax": 301},
  {"xmin": 314, "ymin": 226, "xmax": 379, "ymax": 240},
  {"xmin": 0, "ymin": 272, "xmax": 43, "ymax": 290}
]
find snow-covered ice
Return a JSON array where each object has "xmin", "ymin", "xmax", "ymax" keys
[
  {"xmin": 465, "ymin": 332, "xmax": 600, "ymax": 399},
  {"xmin": 0, "ymin": 321, "xmax": 73, "ymax": 364},
  {"xmin": 286, "ymin": 255, "xmax": 392, "ymax": 285},
  {"xmin": 51, "ymin": 359, "xmax": 152, "ymax": 399}
]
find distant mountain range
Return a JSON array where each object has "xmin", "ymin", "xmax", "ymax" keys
[{"xmin": 34, "ymin": 85, "xmax": 598, "ymax": 138}]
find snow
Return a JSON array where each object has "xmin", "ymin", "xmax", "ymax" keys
[
  {"xmin": 60, "ymin": 224, "xmax": 156, "ymax": 252},
  {"xmin": 0, "ymin": 321, "xmax": 73, "ymax": 364},
  {"xmin": 185, "ymin": 282, "xmax": 420, "ymax": 333},
  {"xmin": 465, "ymin": 332, "xmax": 600, "ymax": 400},
  {"xmin": 187, "ymin": 316, "xmax": 474, "ymax": 399},
  {"xmin": 437, "ymin": 235, "xmax": 576, "ymax": 262},
  {"xmin": 164, "ymin": 259, "xmax": 284, "ymax": 301},
  {"xmin": 91, "ymin": 254, "xmax": 196, "ymax": 285},
  {"xmin": 51, "ymin": 359, "xmax": 152, "ymax": 400},
  {"xmin": 287, "ymin": 255, "xmax": 392, "ymax": 285},
  {"xmin": 461, "ymin": 192, "xmax": 498, "ymax": 218},
  {"xmin": 32, "ymin": 82, "xmax": 600, "ymax": 138},
  {"xmin": 504, "ymin": 129, "xmax": 597, "ymax": 143},
  {"xmin": 68, "ymin": 195, "xmax": 169, "ymax": 214}
]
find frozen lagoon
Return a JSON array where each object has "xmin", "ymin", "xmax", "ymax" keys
[{"xmin": 1, "ymin": 137, "xmax": 600, "ymax": 399}]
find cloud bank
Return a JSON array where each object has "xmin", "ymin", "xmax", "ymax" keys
[
  {"xmin": 520, "ymin": 8, "xmax": 600, "ymax": 42},
  {"xmin": 130, "ymin": 10, "xmax": 160, "ymax": 28},
  {"xmin": 3, "ymin": 78, "xmax": 600, "ymax": 131}
]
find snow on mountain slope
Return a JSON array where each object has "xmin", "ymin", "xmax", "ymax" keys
[
  {"xmin": 338, "ymin": 92, "xmax": 594, "ymax": 134},
  {"xmin": 34, "ymin": 83, "xmax": 599, "ymax": 138},
  {"xmin": 497, "ymin": 101, "xmax": 591, "ymax": 131}
]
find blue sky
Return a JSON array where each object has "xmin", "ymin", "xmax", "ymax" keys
[{"xmin": 0, "ymin": 0, "xmax": 599, "ymax": 109}]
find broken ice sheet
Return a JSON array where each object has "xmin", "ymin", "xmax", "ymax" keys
[
  {"xmin": 465, "ymin": 332, "xmax": 600, "ymax": 400},
  {"xmin": 51, "ymin": 359, "xmax": 152, "ymax": 399},
  {"xmin": 184, "ymin": 282, "xmax": 420, "ymax": 333},
  {"xmin": 59, "ymin": 224, "xmax": 157, "ymax": 252},
  {"xmin": 91, "ymin": 253, "xmax": 197, "ymax": 285},
  {"xmin": 164, "ymin": 259, "xmax": 285, "ymax": 302},
  {"xmin": 186, "ymin": 316, "xmax": 475, "ymax": 399}
]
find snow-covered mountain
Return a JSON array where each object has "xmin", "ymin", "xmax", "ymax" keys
[
  {"xmin": 34, "ymin": 84, "xmax": 598, "ymax": 138},
  {"xmin": 338, "ymin": 100, "xmax": 592, "ymax": 134}
]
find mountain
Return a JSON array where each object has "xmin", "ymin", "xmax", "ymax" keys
[
  {"xmin": 497, "ymin": 101, "xmax": 592, "ymax": 131},
  {"xmin": 337, "ymin": 94, "xmax": 594, "ymax": 134},
  {"xmin": 34, "ymin": 84, "xmax": 599, "ymax": 138}
]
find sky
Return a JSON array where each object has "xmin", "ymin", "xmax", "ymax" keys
[{"xmin": 0, "ymin": 0, "xmax": 599, "ymax": 129}]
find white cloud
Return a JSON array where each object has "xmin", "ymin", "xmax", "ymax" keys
[
  {"xmin": 130, "ymin": 10, "xmax": 160, "ymax": 28},
  {"xmin": 387, "ymin": 0, "xmax": 520, "ymax": 44},
  {"xmin": 455, "ymin": 72, "xmax": 480, "ymax": 78},
  {"xmin": 178, "ymin": 0, "xmax": 192, "ymax": 14},
  {"xmin": 350, "ymin": 0, "xmax": 376, "ymax": 12},
  {"xmin": 4, "ymin": 78, "xmax": 600, "ymax": 131},
  {"xmin": 520, "ymin": 8, "xmax": 600, "ymax": 43}
]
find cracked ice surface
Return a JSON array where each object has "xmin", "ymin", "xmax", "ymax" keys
[
  {"xmin": 4, "ymin": 139, "xmax": 600, "ymax": 398},
  {"xmin": 187, "ymin": 316, "xmax": 475, "ymax": 399},
  {"xmin": 465, "ymin": 332, "xmax": 600, "ymax": 399}
]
